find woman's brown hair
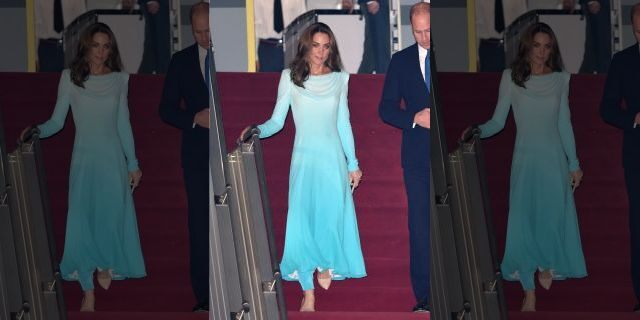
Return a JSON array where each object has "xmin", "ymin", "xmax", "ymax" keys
[
  {"xmin": 289, "ymin": 22, "xmax": 343, "ymax": 88},
  {"xmin": 511, "ymin": 22, "xmax": 564, "ymax": 88},
  {"xmin": 70, "ymin": 22, "xmax": 123, "ymax": 87}
]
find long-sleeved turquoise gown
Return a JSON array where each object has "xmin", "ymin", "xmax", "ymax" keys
[
  {"xmin": 38, "ymin": 70, "xmax": 146, "ymax": 291},
  {"xmin": 258, "ymin": 70, "xmax": 366, "ymax": 291},
  {"xmin": 479, "ymin": 70, "xmax": 587, "ymax": 290}
]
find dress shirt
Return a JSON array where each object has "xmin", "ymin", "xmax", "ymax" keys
[
  {"xmin": 419, "ymin": 45, "xmax": 428, "ymax": 82},
  {"xmin": 634, "ymin": 42, "xmax": 640, "ymax": 128},
  {"xmin": 35, "ymin": 0, "xmax": 87, "ymax": 40},
  {"xmin": 254, "ymin": 0, "xmax": 307, "ymax": 40},
  {"xmin": 476, "ymin": 0, "xmax": 527, "ymax": 39},
  {"xmin": 198, "ymin": 45, "xmax": 208, "ymax": 80}
]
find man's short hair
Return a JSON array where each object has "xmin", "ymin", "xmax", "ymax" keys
[
  {"xmin": 190, "ymin": 1, "xmax": 209, "ymax": 24},
  {"xmin": 632, "ymin": 3, "xmax": 640, "ymax": 23},
  {"xmin": 410, "ymin": 2, "xmax": 430, "ymax": 23}
]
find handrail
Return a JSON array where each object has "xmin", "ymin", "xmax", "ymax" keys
[
  {"xmin": 18, "ymin": 127, "xmax": 40, "ymax": 146},
  {"xmin": 238, "ymin": 126, "xmax": 260, "ymax": 146}
]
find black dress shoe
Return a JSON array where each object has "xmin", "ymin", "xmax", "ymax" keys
[
  {"xmin": 633, "ymin": 303, "xmax": 640, "ymax": 312},
  {"xmin": 192, "ymin": 303, "xmax": 209, "ymax": 313},
  {"xmin": 412, "ymin": 301, "xmax": 430, "ymax": 313}
]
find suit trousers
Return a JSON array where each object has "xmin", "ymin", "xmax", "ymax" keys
[
  {"xmin": 479, "ymin": 38, "xmax": 505, "ymax": 72},
  {"xmin": 183, "ymin": 165, "xmax": 210, "ymax": 305},
  {"xmin": 138, "ymin": 0, "xmax": 171, "ymax": 74},
  {"xmin": 624, "ymin": 162, "xmax": 640, "ymax": 302},
  {"xmin": 258, "ymin": 39, "xmax": 284, "ymax": 72},
  {"xmin": 38, "ymin": 38, "xmax": 64, "ymax": 72},
  {"xmin": 403, "ymin": 167, "xmax": 431, "ymax": 304},
  {"xmin": 358, "ymin": 0, "xmax": 390, "ymax": 74}
]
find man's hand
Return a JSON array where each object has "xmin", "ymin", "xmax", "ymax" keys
[
  {"xmin": 634, "ymin": 112, "xmax": 640, "ymax": 127},
  {"xmin": 587, "ymin": 0, "xmax": 601, "ymax": 14},
  {"xmin": 147, "ymin": 1, "xmax": 160, "ymax": 15},
  {"xmin": 121, "ymin": 0, "xmax": 135, "ymax": 12},
  {"xmin": 194, "ymin": 108, "xmax": 210, "ymax": 128},
  {"xmin": 342, "ymin": 0, "xmax": 354, "ymax": 11},
  {"xmin": 413, "ymin": 108, "xmax": 430, "ymax": 129},
  {"xmin": 367, "ymin": 1, "xmax": 380, "ymax": 15}
]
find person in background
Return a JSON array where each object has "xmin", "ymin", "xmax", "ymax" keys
[
  {"xmin": 558, "ymin": 0, "xmax": 580, "ymax": 13},
  {"xmin": 137, "ymin": 0, "xmax": 171, "ymax": 74},
  {"xmin": 357, "ymin": 0, "xmax": 390, "ymax": 74},
  {"xmin": 254, "ymin": 0, "xmax": 306, "ymax": 72},
  {"xmin": 34, "ymin": 0, "xmax": 86, "ymax": 72},
  {"xmin": 579, "ymin": 0, "xmax": 611, "ymax": 74},
  {"xmin": 475, "ymin": 0, "xmax": 527, "ymax": 71}
]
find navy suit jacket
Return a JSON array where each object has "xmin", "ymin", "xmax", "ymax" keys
[
  {"xmin": 600, "ymin": 43, "xmax": 640, "ymax": 166},
  {"xmin": 159, "ymin": 43, "xmax": 209, "ymax": 169},
  {"xmin": 379, "ymin": 43, "xmax": 430, "ymax": 170}
]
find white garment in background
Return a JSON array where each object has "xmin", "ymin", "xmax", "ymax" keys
[
  {"xmin": 254, "ymin": 0, "xmax": 307, "ymax": 40},
  {"xmin": 35, "ymin": 0, "xmax": 87, "ymax": 40},
  {"xmin": 475, "ymin": 0, "xmax": 527, "ymax": 39},
  {"xmin": 306, "ymin": 0, "xmax": 342, "ymax": 10}
]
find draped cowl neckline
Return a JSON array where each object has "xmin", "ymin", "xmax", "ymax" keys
[
  {"xmin": 297, "ymin": 72, "xmax": 342, "ymax": 98},
  {"xmin": 77, "ymin": 72, "xmax": 122, "ymax": 98},
  {"xmin": 517, "ymin": 71, "xmax": 564, "ymax": 97}
]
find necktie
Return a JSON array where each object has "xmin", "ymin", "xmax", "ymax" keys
[
  {"xmin": 205, "ymin": 49, "xmax": 212, "ymax": 90},
  {"xmin": 54, "ymin": 0, "xmax": 64, "ymax": 33},
  {"xmin": 274, "ymin": 0, "xmax": 284, "ymax": 33},
  {"xmin": 494, "ymin": 0, "xmax": 505, "ymax": 33},
  {"xmin": 425, "ymin": 51, "xmax": 430, "ymax": 94}
]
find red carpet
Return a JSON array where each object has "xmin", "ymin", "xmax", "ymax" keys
[
  {"xmin": 219, "ymin": 71, "xmax": 635, "ymax": 319},
  {"xmin": 218, "ymin": 72, "xmax": 426, "ymax": 319},
  {"xmin": 438, "ymin": 72, "xmax": 636, "ymax": 318},
  {"xmin": 0, "ymin": 71, "xmax": 630, "ymax": 319},
  {"xmin": 0, "ymin": 73, "xmax": 196, "ymax": 317}
]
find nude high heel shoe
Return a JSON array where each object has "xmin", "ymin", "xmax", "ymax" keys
[
  {"xmin": 317, "ymin": 269, "xmax": 332, "ymax": 290},
  {"xmin": 538, "ymin": 270, "xmax": 553, "ymax": 290},
  {"xmin": 97, "ymin": 269, "xmax": 112, "ymax": 290}
]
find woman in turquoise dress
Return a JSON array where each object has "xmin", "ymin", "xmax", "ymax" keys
[
  {"xmin": 469, "ymin": 23, "xmax": 586, "ymax": 311},
  {"xmin": 24, "ymin": 23, "xmax": 146, "ymax": 311},
  {"xmin": 242, "ymin": 22, "xmax": 366, "ymax": 312}
]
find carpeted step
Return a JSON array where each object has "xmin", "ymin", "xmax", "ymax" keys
[
  {"xmin": 67, "ymin": 311, "xmax": 208, "ymax": 320},
  {"xmin": 287, "ymin": 311, "xmax": 429, "ymax": 319}
]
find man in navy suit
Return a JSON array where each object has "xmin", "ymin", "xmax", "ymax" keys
[
  {"xmin": 600, "ymin": 2, "xmax": 640, "ymax": 312},
  {"xmin": 158, "ymin": 1, "xmax": 210, "ymax": 312},
  {"xmin": 378, "ymin": 1, "xmax": 430, "ymax": 313}
]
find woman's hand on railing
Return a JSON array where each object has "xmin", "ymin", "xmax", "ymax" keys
[
  {"xmin": 238, "ymin": 125, "xmax": 261, "ymax": 144},
  {"xmin": 19, "ymin": 126, "xmax": 39, "ymax": 144},
  {"xmin": 459, "ymin": 125, "xmax": 480, "ymax": 143}
]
